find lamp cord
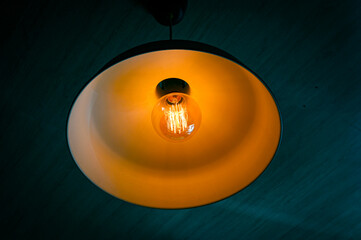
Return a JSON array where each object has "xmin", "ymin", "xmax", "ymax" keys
[{"xmin": 169, "ymin": 14, "xmax": 173, "ymax": 40}]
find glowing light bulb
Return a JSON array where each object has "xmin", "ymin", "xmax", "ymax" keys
[{"xmin": 152, "ymin": 93, "xmax": 201, "ymax": 141}]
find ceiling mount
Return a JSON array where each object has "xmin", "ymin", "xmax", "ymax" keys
[{"xmin": 142, "ymin": 0, "xmax": 187, "ymax": 26}]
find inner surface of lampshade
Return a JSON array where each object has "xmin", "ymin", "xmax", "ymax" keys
[{"xmin": 67, "ymin": 49, "xmax": 281, "ymax": 208}]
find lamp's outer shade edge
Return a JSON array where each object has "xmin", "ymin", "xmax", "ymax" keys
[{"xmin": 66, "ymin": 40, "xmax": 283, "ymax": 209}]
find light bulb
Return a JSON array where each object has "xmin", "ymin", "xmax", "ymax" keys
[{"xmin": 152, "ymin": 93, "xmax": 201, "ymax": 142}]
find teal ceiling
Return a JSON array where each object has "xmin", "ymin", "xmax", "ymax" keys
[{"xmin": 1, "ymin": 0, "xmax": 361, "ymax": 239}]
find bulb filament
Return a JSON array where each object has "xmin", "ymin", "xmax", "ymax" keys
[{"xmin": 164, "ymin": 97, "xmax": 188, "ymax": 134}]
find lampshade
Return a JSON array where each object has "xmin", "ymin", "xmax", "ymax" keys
[{"xmin": 67, "ymin": 40, "xmax": 282, "ymax": 209}]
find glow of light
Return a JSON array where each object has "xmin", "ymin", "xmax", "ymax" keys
[{"xmin": 164, "ymin": 103, "xmax": 188, "ymax": 134}]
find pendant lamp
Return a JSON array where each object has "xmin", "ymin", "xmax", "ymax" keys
[{"xmin": 67, "ymin": 0, "xmax": 282, "ymax": 209}]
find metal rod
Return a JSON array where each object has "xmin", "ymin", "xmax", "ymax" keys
[{"xmin": 169, "ymin": 14, "xmax": 173, "ymax": 40}]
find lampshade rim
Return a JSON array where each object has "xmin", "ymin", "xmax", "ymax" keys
[{"xmin": 66, "ymin": 40, "xmax": 283, "ymax": 209}]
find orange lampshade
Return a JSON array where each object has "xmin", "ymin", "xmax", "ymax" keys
[{"xmin": 67, "ymin": 40, "xmax": 282, "ymax": 209}]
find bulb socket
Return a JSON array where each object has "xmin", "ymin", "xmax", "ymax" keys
[
  {"xmin": 166, "ymin": 95, "xmax": 184, "ymax": 105},
  {"xmin": 156, "ymin": 78, "xmax": 190, "ymax": 98}
]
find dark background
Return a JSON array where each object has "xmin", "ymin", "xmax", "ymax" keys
[{"xmin": 1, "ymin": 0, "xmax": 361, "ymax": 239}]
